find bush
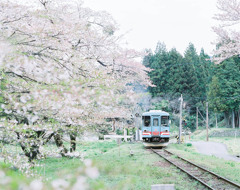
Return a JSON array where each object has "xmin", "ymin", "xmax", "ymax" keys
[
  {"xmin": 116, "ymin": 129, "xmax": 123, "ymax": 135},
  {"xmin": 186, "ymin": 143, "xmax": 192, "ymax": 147}
]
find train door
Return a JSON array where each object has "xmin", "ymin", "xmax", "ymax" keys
[
  {"xmin": 142, "ymin": 116, "xmax": 151, "ymax": 136},
  {"xmin": 151, "ymin": 116, "xmax": 160, "ymax": 136},
  {"xmin": 160, "ymin": 115, "xmax": 170, "ymax": 137}
]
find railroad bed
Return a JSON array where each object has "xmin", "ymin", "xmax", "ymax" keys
[{"xmin": 152, "ymin": 148, "xmax": 240, "ymax": 190}]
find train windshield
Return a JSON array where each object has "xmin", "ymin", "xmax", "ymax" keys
[
  {"xmin": 142, "ymin": 116, "xmax": 150, "ymax": 127},
  {"xmin": 161, "ymin": 116, "xmax": 169, "ymax": 126},
  {"xmin": 153, "ymin": 118, "xmax": 159, "ymax": 126}
]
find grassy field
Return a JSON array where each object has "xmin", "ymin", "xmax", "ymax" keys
[
  {"xmin": 33, "ymin": 141, "xmax": 204, "ymax": 190},
  {"xmin": 2, "ymin": 129, "xmax": 240, "ymax": 189}
]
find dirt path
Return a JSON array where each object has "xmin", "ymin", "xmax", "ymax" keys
[{"xmin": 191, "ymin": 141, "xmax": 240, "ymax": 162}]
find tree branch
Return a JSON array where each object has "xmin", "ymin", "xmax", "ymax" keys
[
  {"xmin": 5, "ymin": 71, "xmax": 48, "ymax": 85},
  {"xmin": 97, "ymin": 60, "xmax": 107, "ymax": 67}
]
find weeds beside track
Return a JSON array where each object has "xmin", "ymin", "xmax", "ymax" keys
[{"xmin": 152, "ymin": 148, "xmax": 240, "ymax": 190}]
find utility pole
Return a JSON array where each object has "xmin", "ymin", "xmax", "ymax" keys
[
  {"xmin": 232, "ymin": 110, "xmax": 235, "ymax": 129},
  {"xmin": 178, "ymin": 94, "xmax": 183, "ymax": 144},
  {"xmin": 206, "ymin": 102, "xmax": 209, "ymax": 142},
  {"xmin": 215, "ymin": 113, "xmax": 218, "ymax": 128},
  {"xmin": 196, "ymin": 107, "xmax": 198, "ymax": 130}
]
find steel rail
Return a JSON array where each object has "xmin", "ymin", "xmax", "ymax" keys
[
  {"xmin": 164, "ymin": 149, "xmax": 240, "ymax": 189},
  {"xmin": 151, "ymin": 148, "xmax": 214, "ymax": 190}
]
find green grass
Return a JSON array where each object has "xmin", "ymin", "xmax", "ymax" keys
[
  {"xmin": 0, "ymin": 162, "xmax": 30, "ymax": 190},
  {"xmin": 88, "ymin": 142, "xmax": 205, "ymax": 189},
  {"xmin": 35, "ymin": 157, "xmax": 84, "ymax": 181},
  {"xmin": 33, "ymin": 141, "xmax": 204, "ymax": 189},
  {"xmin": 4, "ymin": 138, "xmax": 240, "ymax": 189}
]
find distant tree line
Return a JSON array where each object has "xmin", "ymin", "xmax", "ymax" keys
[{"xmin": 143, "ymin": 42, "xmax": 240, "ymax": 130}]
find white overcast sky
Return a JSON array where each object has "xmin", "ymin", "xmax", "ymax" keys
[{"xmin": 84, "ymin": 0, "xmax": 219, "ymax": 55}]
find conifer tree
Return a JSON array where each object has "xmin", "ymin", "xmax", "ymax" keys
[{"xmin": 208, "ymin": 57, "xmax": 240, "ymax": 127}]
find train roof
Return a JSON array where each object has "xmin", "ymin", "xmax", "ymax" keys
[{"xmin": 142, "ymin": 110, "xmax": 169, "ymax": 116}]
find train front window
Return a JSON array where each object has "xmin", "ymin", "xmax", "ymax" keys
[
  {"xmin": 153, "ymin": 118, "xmax": 159, "ymax": 126},
  {"xmin": 161, "ymin": 116, "xmax": 169, "ymax": 126},
  {"xmin": 142, "ymin": 116, "xmax": 151, "ymax": 127}
]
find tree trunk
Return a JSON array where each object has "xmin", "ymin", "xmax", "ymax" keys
[
  {"xmin": 70, "ymin": 133, "xmax": 77, "ymax": 152},
  {"xmin": 224, "ymin": 112, "xmax": 230, "ymax": 128},
  {"xmin": 54, "ymin": 133, "xmax": 68, "ymax": 156},
  {"xmin": 112, "ymin": 119, "xmax": 116, "ymax": 132},
  {"xmin": 19, "ymin": 143, "xmax": 39, "ymax": 162},
  {"xmin": 234, "ymin": 111, "xmax": 239, "ymax": 128},
  {"xmin": 234, "ymin": 110, "xmax": 239, "ymax": 129},
  {"xmin": 239, "ymin": 108, "xmax": 240, "ymax": 128},
  {"xmin": 16, "ymin": 132, "xmax": 40, "ymax": 162}
]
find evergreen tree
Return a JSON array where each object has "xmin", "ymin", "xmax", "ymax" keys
[
  {"xmin": 208, "ymin": 57, "xmax": 240, "ymax": 127},
  {"xmin": 143, "ymin": 40, "xmax": 239, "ymax": 129},
  {"xmin": 147, "ymin": 42, "xmax": 169, "ymax": 96},
  {"xmin": 144, "ymin": 42, "xmax": 212, "ymax": 106},
  {"xmin": 166, "ymin": 48, "xmax": 184, "ymax": 96},
  {"xmin": 180, "ymin": 43, "xmax": 202, "ymax": 112}
]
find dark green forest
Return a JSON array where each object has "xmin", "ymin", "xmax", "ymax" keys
[{"xmin": 143, "ymin": 42, "xmax": 240, "ymax": 130}]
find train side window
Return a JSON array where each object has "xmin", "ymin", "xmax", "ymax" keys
[
  {"xmin": 142, "ymin": 116, "xmax": 150, "ymax": 127},
  {"xmin": 153, "ymin": 118, "xmax": 159, "ymax": 126},
  {"xmin": 161, "ymin": 116, "xmax": 169, "ymax": 126}
]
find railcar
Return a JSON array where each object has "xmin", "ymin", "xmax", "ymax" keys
[{"xmin": 142, "ymin": 110, "xmax": 170, "ymax": 147}]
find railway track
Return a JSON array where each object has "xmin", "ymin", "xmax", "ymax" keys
[{"xmin": 152, "ymin": 148, "xmax": 240, "ymax": 190}]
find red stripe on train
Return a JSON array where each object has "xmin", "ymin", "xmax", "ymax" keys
[
  {"xmin": 142, "ymin": 131, "xmax": 151, "ymax": 135},
  {"xmin": 160, "ymin": 132, "xmax": 170, "ymax": 135}
]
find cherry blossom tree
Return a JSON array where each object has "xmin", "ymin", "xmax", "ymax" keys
[
  {"xmin": 0, "ymin": 0, "xmax": 151, "ymax": 162},
  {"xmin": 212, "ymin": 0, "xmax": 240, "ymax": 63}
]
